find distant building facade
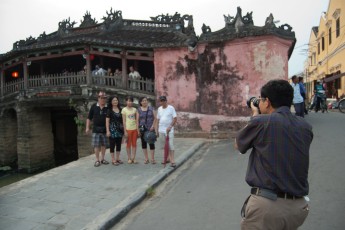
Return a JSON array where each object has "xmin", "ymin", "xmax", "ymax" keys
[{"xmin": 304, "ymin": 0, "xmax": 345, "ymax": 100}]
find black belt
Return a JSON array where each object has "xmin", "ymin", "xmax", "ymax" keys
[{"xmin": 251, "ymin": 187, "xmax": 302, "ymax": 200}]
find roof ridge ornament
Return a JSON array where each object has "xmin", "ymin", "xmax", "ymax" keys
[
  {"xmin": 224, "ymin": 7, "xmax": 253, "ymax": 29},
  {"xmin": 150, "ymin": 12, "xmax": 182, "ymax": 23},
  {"xmin": 202, "ymin": 24, "xmax": 211, "ymax": 34},
  {"xmin": 58, "ymin": 17, "xmax": 77, "ymax": 35},
  {"xmin": 102, "ymin": 8, "xmax": 122, "ymax": 30},
  {"xmin": 80, "ymin": 11, "xmax": 98, "ymax": 28},
  {"xmin": 264, "ymin": 13, "xmax": 276, "ymax": 28}
]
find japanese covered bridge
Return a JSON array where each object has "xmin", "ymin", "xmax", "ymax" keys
[{"xmin": 0, "ymin": 7, "xmax": 295, "ymax": 172}]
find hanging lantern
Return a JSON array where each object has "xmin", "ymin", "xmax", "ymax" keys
[
  {"xmin": 11, "ymin": 71, "xmax": 19, "ymax": 78},
  {"xmin": 90, "ymin": 54, "xmax": 95, "ymax": 61}
]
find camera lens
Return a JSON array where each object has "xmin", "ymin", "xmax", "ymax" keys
[{"xmin": 247, "ymin": 97, "xmax": 260, "ymax": 108}]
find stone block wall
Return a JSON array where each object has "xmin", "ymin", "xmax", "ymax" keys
[
  {"xmin": 17, "ymin": 107, "xmax": 54, "ymax": 173},
  {"xmin": 0, "ymin": 109, "xmax": 18, "ymax": 166},
  {"xmin": 77, "ymin": 133, "xmax": 93, "ymax": 158}
]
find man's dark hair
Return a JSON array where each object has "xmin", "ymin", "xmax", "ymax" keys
[{"xmin": 260, "ymin": 79, "xmax": 293, "ymax": 108}]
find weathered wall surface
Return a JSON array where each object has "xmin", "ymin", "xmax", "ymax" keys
[
  {"xmin": 0, "ymin": 109, "xmax": 17, "ymax": 166},
  {"xmin": 17, "ymin": 107, "xmax": 54, "ymax": 173},
  {"xmin": 154, "ymin": 35, "xmax": 293, "ymax": 134}
]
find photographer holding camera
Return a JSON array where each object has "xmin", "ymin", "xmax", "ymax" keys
[{"xmin": 235, "ymin": 79, "xmax": 313, "ymax": 230}]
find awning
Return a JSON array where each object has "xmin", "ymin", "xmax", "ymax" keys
[{"xmin": 324, "ymin": 72, "xmax": 345, "ymax": 82}]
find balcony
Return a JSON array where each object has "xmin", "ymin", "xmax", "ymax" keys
[{"xmin": 1, "ymin": 73, "xmax": 155, "ymax": 97}]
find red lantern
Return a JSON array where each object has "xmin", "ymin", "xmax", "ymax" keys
[
  {"xmin": 90, "ymin": 54, "xmax": 95, "ymax": 61},
  {"xmin": 11, "ymin": 71, "xmax": 19, "ymax": 78}
]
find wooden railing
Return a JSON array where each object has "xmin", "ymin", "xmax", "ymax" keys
[
  {"xmin": 29, "ymin": 73, "xmax": 87, "ymax": 88},
  {"xmin": 4, "ymin": 78, "xmax": 25, "ymax": 94},
  {"xmin": 1, "ymin": 73, "xmax": 155, "ymax": 96}
]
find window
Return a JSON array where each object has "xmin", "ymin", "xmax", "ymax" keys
[
  {"xmin": 322, "ymin": 37, "xmax": 325, "ymax": 51},
  {"xmin": 318, "ymin": 42, "xmax": 320, "ymax": 54},
  {"xmin": 329, "ymin": 27, "xmax": 332, "ymax": 44},
  {"xmin": 336, "ymin": 18, "xmax": 340, "ymax": 37}
]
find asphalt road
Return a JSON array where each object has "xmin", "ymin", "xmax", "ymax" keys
[{"xmin": 113, "ymin": 111, "xmax": 345, "ymax": 230}]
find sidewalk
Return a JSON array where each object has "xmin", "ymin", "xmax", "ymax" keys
[{"xmin": 0, "ymin": 138, "xmax": 207, "ymax": 230}]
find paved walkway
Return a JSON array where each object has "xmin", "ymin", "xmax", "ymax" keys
[{"xmin": 0, "ymin": 138, "xmax": 207, "ymax": 230}]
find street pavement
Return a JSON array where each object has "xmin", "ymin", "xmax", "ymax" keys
[
  {"xmin": 112, "ymin": 111, "xmax": 345, "ymax": 230},
  {"xmin": 0, "ymin": 138, "xmax": 207, "ymax": 230}
]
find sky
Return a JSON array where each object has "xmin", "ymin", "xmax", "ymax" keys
[{"xmin": 0, "ymin": 0, "xmax": 329, "ymax": 76}]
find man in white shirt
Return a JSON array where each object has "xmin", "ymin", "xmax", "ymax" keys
[
  {"xmin": 290, "ymin": 75, "xmax": 304, "ymax": 117},
  {"xmin": 128, "ymin": 66, "xmax": 141, "ymax": 90},
  {"xmin": 157, "ymin": 96, "xmax": 177, "ymax": 167}
]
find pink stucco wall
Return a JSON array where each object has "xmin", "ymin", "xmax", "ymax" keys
[{"xmin": 154, "ymin": 35, "xmax": 294, "ymax": 134}]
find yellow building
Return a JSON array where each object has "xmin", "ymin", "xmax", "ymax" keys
[{"xmin": 305, "ymin": 0, "xmax": 345, "ymax": 100}]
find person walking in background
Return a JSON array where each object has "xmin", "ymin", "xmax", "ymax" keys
[
  {"xmin": 291, "ymin": 75, "xmax": 304, "ymax": 117},
  {"xmin": 235, "ymin": 79, "xmax": 313, "ymax": 230},
  {"xmin": 86, "ymin": 91, "xmax": 109, "ymax": 167},
  {"xmin": 314, "ymin": 80, "xmax": 326, "ymax": 113},
  {"xmin": 128, "ymin": 66, "xmax": 141, "ymax": 90},
  {"xmin": 157, "ymin": 96, "xmax": 177, "ymax": 167},
  {"xmin": 298, "ymin": 76, "xmax": 308, "ymax": 115},
  {"xmin": 106, "ymin": 96, "xmax": 124, "ymax": 166},
  {"xmin": 138, "ymin": 97, "xmax": 157, "ymax": 164},
  {"xmin": 122, "ymin": 96, "xmax": 139, "ymax": 164}
]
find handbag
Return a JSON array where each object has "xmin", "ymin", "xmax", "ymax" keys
[{"xmin": 144, "ymin": 131, "xmax": 157, "ymax": 144}]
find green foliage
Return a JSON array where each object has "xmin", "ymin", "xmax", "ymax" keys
[
  {"xmin": 69, "ymin": 98, "xmax": 86, "ymax": 129},
  {"xmin": 146, "ymin": 186, "xmax": 156, "ymax": 198}
]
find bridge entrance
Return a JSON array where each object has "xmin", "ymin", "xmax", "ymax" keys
[{"xmin": 51, "ymin": 108, "xmax": 78, "ymax": 166}]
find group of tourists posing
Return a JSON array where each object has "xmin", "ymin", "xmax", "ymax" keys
[{"xmin": 85, "ymin": 91, "xmax": 177, "ymax": 168}]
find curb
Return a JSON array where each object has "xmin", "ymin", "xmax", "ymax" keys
[{"xmin": 83, "ymin": 141, "xmax": 207, "ymax": 230}]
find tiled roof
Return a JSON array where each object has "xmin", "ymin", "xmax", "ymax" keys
[
  {"xmin": 0, "ymin": 8, "xmax": 296, "ymax": 60},
  {"xmin": 0, "ymin": 10, "xmax": 197, "ymax": 60},
  {"xmin": 199, "ymin": 7, "xmax": 295, "ymax": 58}
]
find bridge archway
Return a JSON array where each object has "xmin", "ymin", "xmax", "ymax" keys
[{"xmin": 0, "ymin": 109, "xmax": 18, "ymax": 168}]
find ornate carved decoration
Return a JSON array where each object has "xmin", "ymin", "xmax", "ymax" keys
[
  {"xmin": 13, "ymin": 36, "xmax": 37, "ymax": 50},
  {"xmin": 150, "ymin": 12, "xmax": 195, "ymax": 36},
  {"xmin": 37, "ymin": 32, "xmax": 47, "ymax": 41},
  {"xmin": 279, "ymin": 24, "xmax": 292, "ymax": 32},
  {"xmin": 224, "ymin": 7, "xmax": 253, "ymax": 27},
  {"xmin": 102, "ymin": 8, "xmax": 122, "ymax": 29},
  {"xmin": 224, "ymin": 14, "xmax": 235, "ymax": 24},
  {"xmin": 150, "ymin": 12, "xmax": 182, "ymax": 23},
  {"xmin": 264, "ymin": 13, "xmax": 276, "ymax": 28},
  {"xmin": 202, "ymin": 24, "xmax": 211, "ymax": 34},
  {"xmin": 58, "ymin": 17, "xmax": 77, "ymax": 33},
  {"xmin": 242, "ymin": 11, "xmax": 253, "ymax": 25},
  {"xmin": 80, "ymin": 11, "xmax": 98, "ymax": 28},
  {"xmin": 223, "ymin": 7, "xmax": 254, "ymax": 33}
]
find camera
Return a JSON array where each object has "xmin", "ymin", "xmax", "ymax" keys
[
  {"xmin": 139, "ymin": 125, "xmax": 147, "ymax": 134},
  {"xmin": 246, "ymin": 97, "xmax": 260, "ymax": 108}
]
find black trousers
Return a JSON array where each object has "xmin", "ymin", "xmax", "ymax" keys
[{"xmin": 109, "ymin": 137, "xmax": 122, "ymax": 152}]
